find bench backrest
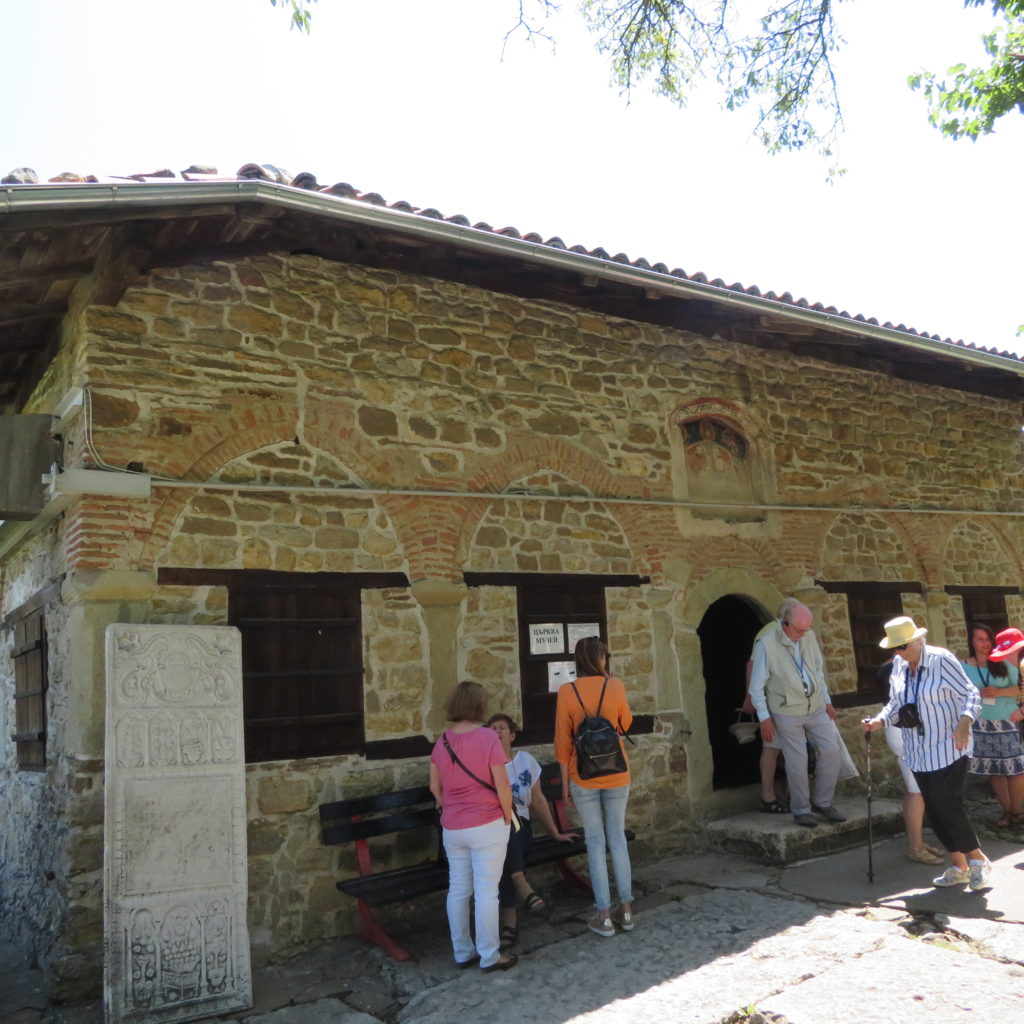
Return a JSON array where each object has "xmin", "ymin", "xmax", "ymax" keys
[
  {"xmin": 319, "ymin": 785, "xmax": 438, "ymax": 846},
  {"xmin": 319, "ymin": 762, "xmax": 571, "ymax": 847}
]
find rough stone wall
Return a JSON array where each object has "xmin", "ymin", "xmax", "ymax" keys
[
  {"xmin": 0, "ymin": 523, "xmax": 104, "ymax": 1001},
  {"xmin": 4, "ymin": 250, "xmax": 1024, "ymax": 997}
]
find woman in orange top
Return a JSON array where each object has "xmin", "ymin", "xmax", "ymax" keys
[{"xmin": 555, "ymin": 636, "xmax": 634, "ymax": 938}]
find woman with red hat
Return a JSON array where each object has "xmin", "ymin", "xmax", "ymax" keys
[
  {"xmin": 963, "ymin": 624, "xmax": 1024, "ymax": 827},
  {"xmin": 989, "ymin": 627, "xmax": 1024, "ymax": 670}
]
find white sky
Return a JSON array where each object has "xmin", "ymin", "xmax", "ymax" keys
[{"xmin": 3, "ymin": 0, "xmax": 1022, "ymax": 354}]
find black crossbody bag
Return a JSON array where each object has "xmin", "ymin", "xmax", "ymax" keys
[{"xmin": 442, "ymin": 732, "xmax": 522, "ymax": 832}]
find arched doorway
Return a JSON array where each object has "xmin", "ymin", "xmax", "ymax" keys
[{"xmin": 698, "ymin": 595, "xmax": 770, "ymax": 789}]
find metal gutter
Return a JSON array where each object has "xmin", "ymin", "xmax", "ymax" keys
[{"xmin": 3, "ymin": 180, "xmax": 1022, "ymax": 378}]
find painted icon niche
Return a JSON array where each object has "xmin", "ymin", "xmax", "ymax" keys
[{"xmin": 681, "ymin": 416, "xmax": 755, "ymax": 508}]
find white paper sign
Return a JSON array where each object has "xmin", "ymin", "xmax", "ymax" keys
[
  {"xmin": 567, "ymin": 623, "xmax": 601, "ymax": 652},
  {"xmin": 547, "ymin": 660, "xmax": 577, "ymax": 692},
  {"xmin": 529, "ymin": 622, "xmax": 565, "ymax": 655}
]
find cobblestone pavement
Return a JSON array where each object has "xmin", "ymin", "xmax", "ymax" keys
[{"xmin": 3, "ymin": 797, "xmax": 1024, "ymax": 1024}]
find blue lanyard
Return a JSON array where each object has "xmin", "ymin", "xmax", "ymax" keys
[
  {"xmin": 906, "ymin": 661, "xmax": 924, "ymax": 702},
  {"xmin": 787, "ymin": 643, "xmax": 812, "ymax": 696}
]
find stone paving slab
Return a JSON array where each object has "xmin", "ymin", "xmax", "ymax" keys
[
  {"xmin": 760, "ymin": 933, "xmax": 1024, "ymax": 1024},
  {"xmin": 241, "ymin": 1002, "xmax": 378, "ymax": 1024},
  {"xmin": 5, "ymin": 808, "xmax": 1023, "ymax": 1024},
  {"xmin": 780, "ymin": 835, "xmax": 1024, "ymax": 923},
  {"xmin": 397, "ymin": 890, "xmax": 870, "ymax": 1024}
]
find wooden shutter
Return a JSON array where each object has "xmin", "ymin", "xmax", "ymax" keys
[
  {"xmin": 955, "ymin": 588, "xmax": 1010, "ymax": 635},
  {"xmin": 847, "ymin": 592, "xmax": 904, "ymax": 699},
  {"xmin": 230, "ymin": 583, "xmax": 363, "ymax": 762},
  {"xmin": 12, "ymin": 608, "xmax": 47, "ymax": 770}
]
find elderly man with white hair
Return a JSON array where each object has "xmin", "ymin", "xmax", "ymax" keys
[{"xmin": 748, "ymin": 597, "xmax": 844, "ymax": 828}]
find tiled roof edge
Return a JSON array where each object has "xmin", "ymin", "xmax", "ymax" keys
[{"xmin": 3, "ymin": 164, "xmax": 1021, "ymax": 365}]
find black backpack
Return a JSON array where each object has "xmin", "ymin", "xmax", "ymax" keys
[{"xmin": 570, "ymin": 677, "xmax": 628, "ymax": 780}]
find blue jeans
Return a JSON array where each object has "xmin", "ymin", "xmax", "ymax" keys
[{"xmin": 570, "ymin": 781, "xmax": 632, "ymax": 912}]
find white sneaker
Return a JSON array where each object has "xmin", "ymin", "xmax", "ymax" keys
[
  {"xmin": 968, "ymin": 858, "xmax": 992, "ymax": 891},
  {"xmin": 933, "ymin": 866, "xmax": 969, "ymax": 887}
]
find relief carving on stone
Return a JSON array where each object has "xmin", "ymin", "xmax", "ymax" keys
[
  {"xmin": 105, "ymin": 624, "xmax": 250, "ymax": 1024},
  {"xmin": 113, "ymin": 630, "xmax": 237, "ymax": 706},
  {"xmin": 125, "ymin": 899, "xmax": 237, "ymax": 1012}
]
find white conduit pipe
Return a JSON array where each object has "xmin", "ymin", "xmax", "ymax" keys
[{"xmin": 147, "ymin": 476, "xmax": 1024, "ymax": 518}]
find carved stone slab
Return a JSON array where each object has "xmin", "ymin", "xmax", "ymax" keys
[{"xmin": 104, "ymin": 625, "xmax": 251, "ymax": 1024}]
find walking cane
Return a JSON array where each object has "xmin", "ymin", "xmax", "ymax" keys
[{"xmin": 864, "ymin": 727, "xmax": 875, "ymax": 883}]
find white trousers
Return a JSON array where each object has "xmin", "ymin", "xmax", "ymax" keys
[
  {"xmin": 773, "ymin": 706, "xmax": 841, "ymax": 815},
  {"xmin": 442, "ymin": 817, "xmax": 510, "ymax": 968}
]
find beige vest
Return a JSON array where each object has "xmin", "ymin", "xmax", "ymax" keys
[{"xmin": 760, "ymin": 622, "xmax": 826, "ymax": 716}]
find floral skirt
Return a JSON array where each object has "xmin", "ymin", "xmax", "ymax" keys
[{"xmin": 969, "ymin": 717, "xmax": 1024, "ymax": 776}]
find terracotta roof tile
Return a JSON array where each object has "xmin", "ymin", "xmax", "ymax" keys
[{"xmin": 2, "ymin": 160, "xmax": 1019, "ymax": 361}]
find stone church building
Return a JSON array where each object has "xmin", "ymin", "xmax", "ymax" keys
[{"xmin": 2, "ymin": 164, "xmax": 1023, "ymax": 1002}]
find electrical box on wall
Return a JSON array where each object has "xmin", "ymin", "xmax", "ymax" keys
[{"xmin": 0, "ymin": 415, "xmax": 59, "ymax": 520}]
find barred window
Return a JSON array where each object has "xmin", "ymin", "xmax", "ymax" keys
[
  {"xmin": 11, "ymin": 607, "xmax": 47, "ymax": 770},
  {"xmin": 159, "ymin": 569, "xmax": 407, "ymax": 764}
]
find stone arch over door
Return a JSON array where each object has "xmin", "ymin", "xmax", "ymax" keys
[
  {"xmin": 679, "ymin": 569, "xmax": 780, "ymax": 806},
  {"xmin": 697, "ymin": 595, "xmax": 771, "ymax": 790}
]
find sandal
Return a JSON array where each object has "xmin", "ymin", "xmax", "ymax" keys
[
  {"xmin": 522, "ymin": 891, "xmax": 546, "ymax": 913},
  {"xmin": 996, "ymin": 812, "xmax": 1014, "ymax": 828},
  {"xmin": 499, "ymin": 925, "xmax": 517, "ymax": 951},
  {"xmin": 907, "ymin": 847, "xmax": 944, "ymax": 865},
  {"xmin": 760, "ymin": 799, "xmax": 789, "ymax": 814}
]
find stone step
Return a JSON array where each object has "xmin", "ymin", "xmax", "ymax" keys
[{"xmin": 704, "ymin": 797, "xmax": 905, "ymax": 865}]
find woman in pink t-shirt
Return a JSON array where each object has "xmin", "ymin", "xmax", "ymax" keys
[{"xmin": 429, "ymin": 681, "xmax": 517, "ymax": 971}]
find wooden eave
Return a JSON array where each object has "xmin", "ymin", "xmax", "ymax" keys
[{"xmin": 1, "ymin": 191, "xmax": 1022, "ymax": 412}]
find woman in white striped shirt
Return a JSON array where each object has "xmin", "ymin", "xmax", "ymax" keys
[{"xmin": 863, "ymin": 616, "xmax": 992, "ymax": 891}]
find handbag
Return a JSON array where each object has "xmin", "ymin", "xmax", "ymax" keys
[
  {"xmin": 728, "ymin": 709, "xmax": 759, "ymax": 745},
  {"xmin": 442, "ymin": 732, "xmax": 522, "ymax": 832}
]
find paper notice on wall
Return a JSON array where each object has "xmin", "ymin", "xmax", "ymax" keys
[
  {"xmin": 547, "ymin": 660, "xmax": 577, "ymax": 692},
  {"xmin": 567, "ymin": 623, "xmax": 601, "ymax": 652},
  {"xmin": 529, "ymin": 623, "xmax": 565, "ymax": 655}
]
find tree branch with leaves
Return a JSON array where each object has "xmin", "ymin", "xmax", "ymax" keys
[{"xmin": 909, "ymin": 0, "xmax": 1024, "ymax": 140}]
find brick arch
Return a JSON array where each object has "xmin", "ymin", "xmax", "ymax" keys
[
  {"xmin": 943, "ymin": 518, "xmax": 1023, "ymax": 586},
  {"xmin": 302, "ymin": 396, "xmax": 420, "ymax": 489},
  {"xmin": 138, "ymin": 412, "xmax": 298, "ymax": 567},
  {"xmin": 138, "ymin": 431, "xmax": 399, "ymax": 570},
  {"xmin": 685, "ymin": 535, "xmax": 784, "ymax": 602},
  {"xmin": 818, "ymin": 510, "xmax": 930, "ymax": 584},
  {"xmin": 460, "ymin": 434, "xmax": 638, "ymax": 502},
  {"xmin": 457, "ymin": 468, "xmax": 637, "ymax": 578},
  {"xmin": 146, "ymin": 400, "xmax": 301, "ymax": 480},
  {"xmin": 445, "ymin": 435, "xmax": 664, "ymax": 581}
]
